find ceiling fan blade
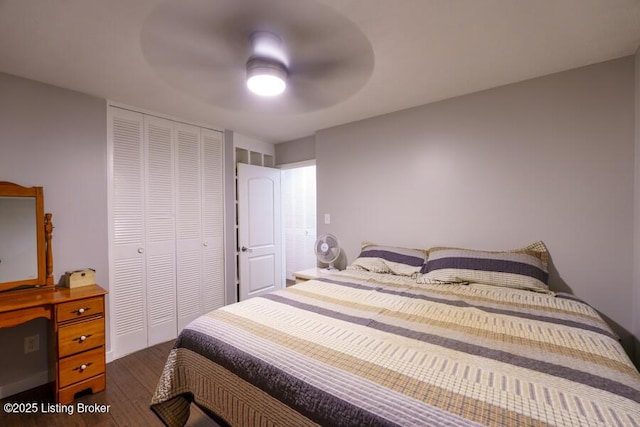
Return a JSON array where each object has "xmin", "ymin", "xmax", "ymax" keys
[
  {"xmin": 141, "ymin": 0, "xmax": 375, "ymax": 113},
  {"xmin": 286, "ymin": 59, "xmax": 371, "ymax": 108}
]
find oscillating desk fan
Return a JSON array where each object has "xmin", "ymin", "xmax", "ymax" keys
[{"xmin": 314, "ymin": 233, "xmax": 340, "ymax": 273}]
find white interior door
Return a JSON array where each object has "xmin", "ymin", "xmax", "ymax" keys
[{"xmin": 238, "ymin": 163, "xmax": 282, "ymax": 301}]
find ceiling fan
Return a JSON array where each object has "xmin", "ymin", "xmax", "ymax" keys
[
  {"xmin": 245, "ymin": 31, "xmax": 288, "ymax": 97},
  {"xmin": 140, "ymin": 0, "xmax": 374, "ymax": 114}
]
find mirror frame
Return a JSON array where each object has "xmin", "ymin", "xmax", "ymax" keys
[{"xmin": 0, "ymin": 181, "xmax": 48, "ymax": 292}]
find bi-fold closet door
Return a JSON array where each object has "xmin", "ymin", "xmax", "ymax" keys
[{"xmin": 109, "ymin": 106, "xmax": 224, "ymax": 358}]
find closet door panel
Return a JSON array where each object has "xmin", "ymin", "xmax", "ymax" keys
[
  {"xmin": 110, "ymin": 108, "xmax": 147, "ymax": 357},
  {"xmin": 202, "ymin": 247, "xmax": 224, "ymax": 313},
  {"xmin": 175, "ymin": 123, "xmax": 203, "ymax": 331},
  {"xmin": 110, "ymin": 106, "xmax": 225, "ymax": 358},
  {"xmin": 144, "ymin": 116, "xmax": 177, "ymax": 345},
  {"xmin": 202, "ymin": 129, "xmax": 225, "ymax": 313},
  {"xmin": 176, "ymin": 251, "xmax": 201, "ymax": 331}
]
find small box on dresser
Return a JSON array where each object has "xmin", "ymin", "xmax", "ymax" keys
[{"xmin": 60, "ymin": 269, "xmax": 96, "ymax": 288}]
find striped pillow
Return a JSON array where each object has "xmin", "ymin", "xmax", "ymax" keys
[
  {"xmin": 417, "ymin": 241, "xmax": 550, "ymax": 291},
  {"xmin": 348, "ymin": 242, "xmax": 426, "ymax": 276}
]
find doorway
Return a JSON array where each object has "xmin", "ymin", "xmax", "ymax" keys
[{"xmin": 281, "ymin": 163, "xmax": 317, "ymax": 284}]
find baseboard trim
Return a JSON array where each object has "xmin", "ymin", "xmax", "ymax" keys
[{"xmin": 0, "ymin": 370, "xmax": 48, "ymax": 400}]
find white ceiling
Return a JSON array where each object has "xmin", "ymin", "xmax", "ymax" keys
[{"xmin": 1, "ymin": 0, "xmax": 639, "ymax": 143}]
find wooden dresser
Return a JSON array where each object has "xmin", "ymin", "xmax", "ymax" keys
[
  {"xmin": 0, "ymin": 182, "xmax": 106, "ymax": 403},
  {"xmin": 0, "ymin": 284, "xmax": 107, "ymax": 404}
]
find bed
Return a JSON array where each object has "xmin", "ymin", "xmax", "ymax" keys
[{"xmin": 151, "ymin": 243, "xmax": 640, "ymax": 427}]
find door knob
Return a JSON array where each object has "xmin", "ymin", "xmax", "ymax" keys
[{"xmin": 241, "ymin": 246, "xmax": 252, "ymax": 252}]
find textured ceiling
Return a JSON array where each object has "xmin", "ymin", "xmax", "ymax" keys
[{"xmin": 0, "ymin": 0, "xmax": 639, "ymax": 143}]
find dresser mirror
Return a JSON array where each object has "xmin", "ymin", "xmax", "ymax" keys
[{"xmin": 0, "ymin": 181, "xmax": 52, "ymax": 292}]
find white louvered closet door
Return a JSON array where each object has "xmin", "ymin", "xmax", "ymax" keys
[
  {"xmin": 201, "ymin": 129, "xmax": 225, "ymax": 313},
  {"xmin": 144, "ymin": 115, "xmax": 177, "ymax": 346},
  {"xmin": 110, "ymin": 106, "xmax": 225, "ymax": 358},
  {"xmin": 110, "ymin": 108, "xmax": 147, "ymax": 357},
  {"xmin": 175, "ymin": 123, "xmax": 204, "ymax": 331}
]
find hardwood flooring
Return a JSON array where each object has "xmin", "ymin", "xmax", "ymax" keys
[{"xmin": 0, "ymin": 340, "xmax": 220, "ymax": 427}]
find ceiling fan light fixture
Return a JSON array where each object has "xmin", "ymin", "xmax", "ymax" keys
[{"xmin": 246, "ymin": 58, "xmax": 287, "ymax": 97}]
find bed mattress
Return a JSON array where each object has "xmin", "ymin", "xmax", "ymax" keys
[{"xmin": 151, "ymin": 270, "xmax": 640, "ymax": 426}]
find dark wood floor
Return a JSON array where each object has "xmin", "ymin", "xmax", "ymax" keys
[{"xmin": 0, "ymin": 340, "xmax": 220, "ymax": 427}]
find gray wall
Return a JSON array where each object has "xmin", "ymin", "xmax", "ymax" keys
[
  {"xmin": 0, "ymin": 72, "xmax": 108, "ymax": 395},
  {"xmin": 316, "ymin": 57, "xmax": 637, "ymax": 359},
  {"xmin": 275, "ymin": 135, "xmax": 316, "ymax": 166}
]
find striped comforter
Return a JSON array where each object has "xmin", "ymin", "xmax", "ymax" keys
[{"xmin": 151, "ymin": 270, "xmax": 640, "ymax": 427}]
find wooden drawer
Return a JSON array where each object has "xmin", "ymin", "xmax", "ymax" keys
[
  {"xmin": 58, "ymin": 346, "xmax": 105, "ymax": 388},
  {"xmin": 58, "ymin": 374, "xmax": 105, "ymax": 405},
  {"xmin": 56, "ymin": 296, "xmax": 104, "ymax": 323},
  {"xmin": 58, "ymin": 317, "xmax": 105, "ymax": 358}
]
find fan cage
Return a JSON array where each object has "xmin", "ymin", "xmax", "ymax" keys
[{"xmin": 315, "ymin": 234, "xmax": 340, "ymax": 270}]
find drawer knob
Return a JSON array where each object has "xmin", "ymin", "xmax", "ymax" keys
[
  {"xmin": 73, "ymin": 334, "xmax": 92, "ymax": 342},
  {"xmin": 72, "ymin": 307, "xmax": 90, "ymax": 315},
  {"xmin": 73, "ymin": 362, "xmax": 92, "ymax": 372}
]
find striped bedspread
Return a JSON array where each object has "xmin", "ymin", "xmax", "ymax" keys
[{"xmin": 151, "ymin": 270, "xmax": 640, "ymax": 427}]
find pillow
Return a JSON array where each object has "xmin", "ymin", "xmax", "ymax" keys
[
  {"xmin": 417, "ymin": 241, "xmax": 549, "ymax": 291},
  {"xmin": 348, "ymin": 242, "xmax": 426, "ymax": 276}
]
